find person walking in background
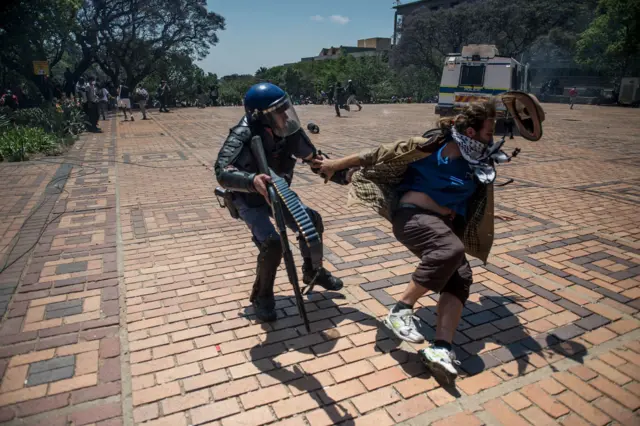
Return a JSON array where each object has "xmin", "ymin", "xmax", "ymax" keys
[
  {"xmin": 117, "ymin": 82, "xmax": 134, "ymax": 121},
  {"xmin": 569, "ymin": 87, "xmax": 578, "ymax": 109},
  {"xmin": 99, "ymin": 83, "xmax": 109, "ymax": 120},
  {"xmin": 64, "ymin": 67, "xmax": 75, "ymax": 99},
  {"xmin": 86, "ymin": 76, "xmax": 101, "ymax": 132},
  {"xmin": 135, "ymin": 85, "xmax": 150, "ymax": 120},
  {"xmin": 157, "ymin": 80, "xmax": 170, "ymax": 112},
  {"xmin": 334, "ymin": 82, "xmax": 346, "ymax": 117},
  {"xmin": 345, "ymin": 79, "xmax": 363, "ymax": 111}
]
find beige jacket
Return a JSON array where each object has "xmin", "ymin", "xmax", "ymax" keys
[{"xmin": 346, "ymin": 131, "xmax": 494, "ymax": 263}]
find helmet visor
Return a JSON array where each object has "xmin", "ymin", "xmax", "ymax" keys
[{"xmin": 262, "ymin": 96, "xmax": 301, "ymax": 138}]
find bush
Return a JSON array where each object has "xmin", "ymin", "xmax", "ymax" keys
[{"xmin": 0, "ymin": 126, "xmax": 59, "ymax": 162}]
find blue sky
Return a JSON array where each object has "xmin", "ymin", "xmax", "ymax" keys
[{"xmin": 199, "ymin": 0, "xmax": 399, "ymax": 77}]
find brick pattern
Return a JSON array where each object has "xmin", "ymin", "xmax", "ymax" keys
[
  {"xmin": 0, "ymin": 104, "xmax": 639, "ymax": 425},
  {"xmin": 0, "ymin": 119, "xmax": 123, "ymax": 424},
  {"xmin": 474, "ymin": 343, "xmax": 640, "ymax": 426}
]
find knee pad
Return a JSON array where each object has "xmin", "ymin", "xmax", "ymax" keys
[
  {"xmin": 258, "ymin": 235, "xmax": 283, "ymax": 263},
  {"xmin": 251, "ymin": 235, "xmax": 283, "ymax": 302}
]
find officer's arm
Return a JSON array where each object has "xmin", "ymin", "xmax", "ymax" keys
[{"xmin": 214, "ymin": 127, "xmax": 257, "ymax": 193}]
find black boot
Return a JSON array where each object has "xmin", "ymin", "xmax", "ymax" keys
[
  {"xmin": 250, "ymin": 236, "xmax": 282, "ymax": 322},
  {"xmin": 252, "ymin": 297, "xmax": 277, "ymax": 322},
  {"xmin": 302, "ymin": 264, "xmax": 344, "ymax": 291}
]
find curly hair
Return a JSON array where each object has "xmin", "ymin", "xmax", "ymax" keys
[{"xmin": 438, "ymin": 98, "xmax": 497, "ymax": 136}]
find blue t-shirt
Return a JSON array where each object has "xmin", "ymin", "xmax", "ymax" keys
[{"xmin": 397, "ymin": 143, "xmax": 477, "ymax": 217}]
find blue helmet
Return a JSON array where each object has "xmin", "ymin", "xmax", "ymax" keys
[{"xmin": 244, "ymin": 83, "xmax": 301, "ymax": 137}]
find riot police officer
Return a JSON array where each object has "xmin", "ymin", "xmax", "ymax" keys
[{"xmin": 214, "ymin": 83, "xmax": 344, "ymax": 322}]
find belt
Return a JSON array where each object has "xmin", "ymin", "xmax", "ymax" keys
[{"xmin": 395, "ymin": 202, "xmax": 455, "ymax": 220}]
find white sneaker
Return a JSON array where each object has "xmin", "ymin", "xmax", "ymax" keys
[
  {"xmin": 384, "ymin": 308, "xmax": 425, "ymax": 343},
  {"xmin": 419, "ymin": 346, "xmax": 460, "ymax": 384}
]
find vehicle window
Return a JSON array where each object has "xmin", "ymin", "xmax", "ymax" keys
[{"xmin": 460, "ymin": 64, "xmax": 485, "ymax": 86}]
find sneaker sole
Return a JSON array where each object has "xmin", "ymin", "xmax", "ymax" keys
[
  {"xmin": 383, "ymin": 317, "xmax": 425, "ymax": 344},
  {"xmin": 419, "ymin": 351, "xmax": 458, "ymax": 385}
]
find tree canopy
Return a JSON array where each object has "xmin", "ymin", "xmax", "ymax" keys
[{"xmin": 575, "ymin": 0, "xmax": 640, "ymax": 78}]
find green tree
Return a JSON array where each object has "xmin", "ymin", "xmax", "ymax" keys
[
  {"xmin": 0, "ymin": 0, "xmax": 80, "ymax": 94},
  {"xmin": 80, "ymin": 0, "xmax": 225, "ymax": 88},
  {"xmin": 575, "ymin": 0, "xmax": 640, "ymax": 78}
]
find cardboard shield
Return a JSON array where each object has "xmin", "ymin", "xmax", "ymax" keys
[{"xmin": 501, "ymin": 91, "xmax": 545, "ymax": 141}]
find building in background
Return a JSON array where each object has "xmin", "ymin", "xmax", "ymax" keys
[
  {"xmin": 301, "ymin": 38, "xmax": 391, "ymax": 62},
  {"xmin": 392, "ymin": 0, "xmax": 472, "ymax": 45}
]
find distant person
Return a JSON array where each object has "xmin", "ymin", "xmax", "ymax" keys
[
  {"xmin": 86, "ymin": 76, "xmax": 101, "ymax": 132},
  {"xmin": 569, "ymin": 87, "xmax": 578, "ymax": 109},
  {"xmin": 209, "ymin": 84, "xmax": 219, "ymax": 106},
  {"xmin": 334, "ymin": 82, "xmax": 345, "ymax": 117},
  {"xmin": 76, "ymin": 77, "xmax": 88, "ymax": 105},
  {"xmin": 0, "ymin": 89, "xmax": 19, "ymax": 111},
  {"xmin": 64, "ymin": 67, "xmax": 75, "ymax": 98},
  {"xmin": 135, "ymin": 85, "xmax": 149, "ymax": 120},
  {"xmin": 99, "ymin": 83, "xmax": 109, "ymax": 120},
  {"xmin": 345, "ymin": 80, "xmax": 362, "ymax": 111},
  {"xmin": 117, "ymin": 82, "xmax": 133, "ymax": 121},
  {"xmin": 157, "ymin": 80, "xmax": 170, "ymax": 112}
]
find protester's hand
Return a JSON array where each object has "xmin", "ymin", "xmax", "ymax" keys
[
  {"xmin": 311, "ymin": 156, "xmax": 338, "ymax": 183},
  {"xmin": 253, "ymin": 174, "xmax": 272, "ymax": 200}
]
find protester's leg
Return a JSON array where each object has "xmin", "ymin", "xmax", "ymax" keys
[
  {"xmin": 334, "ymin": 102, "xmax": 340, "ymax": 117},
  {"xmin": 386, "ymin": 209, "xmax": 466, "ymax": 345},
  {"xmin": 139, "ymin": 102, "xmax": 147, "ymax": 119},
  {"xmin": 418, "ymin": 258, "xmax": 471, "ymax": 382}
]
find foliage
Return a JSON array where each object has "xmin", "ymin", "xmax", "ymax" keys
[
  {"xmin": 0, "ymin": 0, "xmax": 80, "ymax": 83},
  {"xmin": 78, "ymin": 0, "xmax": 225, "ymax": 88},
  {"xmin": 392, "ymin": 0, "xmax": 591, "ymax": 79},
  {"xmin": 575, "ymin": 0, "xmax": 640, "ymax": 78},
  {"xmin": 0, "ymin": 100, "xmax": 85, "ymax": 162},
  {"xmin": 0, "ymin": 126, "xmax": 59, "ymax": 162},
  {"xmin": 9, "ymin": 101, "xmax": 86, "ymax": 137},
  {"xmin": 141, "ymin": 53, "xmax": 219, "ymax": 102}
]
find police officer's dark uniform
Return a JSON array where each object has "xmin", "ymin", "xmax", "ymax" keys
[{"xmin": 214, "ymin": 83, "xmax": 344, "ymax": 321}]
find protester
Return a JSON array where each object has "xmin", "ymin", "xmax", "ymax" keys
[
  {"xmin": 569, "ymin": 86, "xmax": 578, "ymax": 109},
  {"xmin": 135, "ymin": 85, "xmax": 150, "ymax": 120},
  {"xmin": 117, "ymin": 82, "xmax": 134, "ymax": 121},
  {"xmin": 86, "ymin": 76, "xmax": 101, "ymax": 132},
  {"xmin": 310, "ymin": 97, "xmax": 538, "ymax": 383},
  {"xmin": 157, "ymin": 80, "xmax": 170, "ymax": 112},
  {"xmin": 99, "ymin": 83, "xmax": 110, "ymax": 120}
]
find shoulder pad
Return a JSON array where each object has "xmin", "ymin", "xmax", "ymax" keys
[
  {"xmin": 228, "ymin": 123, "xmax": 252, "ymax": 143},
  {"xmin": 217, "ymin": 123, "xmax": 252, "ymax": 170}
]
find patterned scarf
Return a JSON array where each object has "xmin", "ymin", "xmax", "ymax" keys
[{"xmin": 450, "ymin": 127, "xmax": 496, "ymax": 184}]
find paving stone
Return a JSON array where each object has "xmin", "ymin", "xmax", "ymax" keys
[
  {"xmin": 460, "ymin": 353, "xmax": 501, "ymax": 375},
  {"xmin": 464, "ymin": 311, "xmax": 500, "ymax": 326},
  {"xmin": 575, "ymin": 314, "xmax": 611, "ymax": 331},
  {"xmin": 28, "ymin": 355, "xmax": 76, "ymax": 374},
  {"xmin": 550, "ymin": 324, "xmax": 585, "ymax": 341},
  {"xmin": 55, "ymin": 261, "xmax": 88, "ymax": 275},
  {"xmin": 27, "ymin": 365, "xmax": 75, "ymax": 386}
]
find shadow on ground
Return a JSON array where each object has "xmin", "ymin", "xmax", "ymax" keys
[
  {"xmin": 247, "ymin": 293, "xmax": 451, "ymax": 425},
  {"xmin": 415, "ymin": 295, "xmax": 587, "ymax": 379}
]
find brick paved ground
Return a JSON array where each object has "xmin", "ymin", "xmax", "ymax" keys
[{"xmin": 0, "ymin": 103, "xmax": 639, "ymax": 426}]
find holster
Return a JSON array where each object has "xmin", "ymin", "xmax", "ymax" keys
[{"xmin": 214, "ymin": 187, "xmax": 240, "ymax": 219}]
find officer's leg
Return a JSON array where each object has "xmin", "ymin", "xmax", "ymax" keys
[
  {"xmin": 281, "ymin": 203, "xmax": 343, "ymax": 291},
  {"xmin": 236, "ymin": 201, "xmax": 282, "ymax": 321}
]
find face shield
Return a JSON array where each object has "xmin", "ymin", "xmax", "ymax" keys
[{"xmin": 261, "ymin": 96, "xmax": 301, "ymax": 138}]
